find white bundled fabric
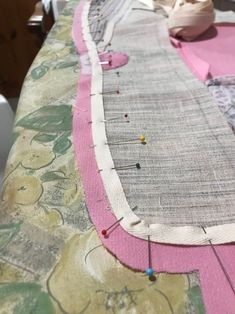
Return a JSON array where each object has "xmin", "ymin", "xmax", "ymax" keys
[
  {"xmin": 138, "ymin": 0, "xmax": 215, "ymax": 41},
  {"xmin": 167, "ymin": 0, "xmax": 215, "ymax": 41}
]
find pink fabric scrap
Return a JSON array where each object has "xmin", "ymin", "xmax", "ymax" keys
[
  {"xmin": 173, "ymin": 23, "xmax": 235, "ymax": 81},
  {"xmin": 99, "ymin": 51, "xmax": 129, "ymax": 70}
]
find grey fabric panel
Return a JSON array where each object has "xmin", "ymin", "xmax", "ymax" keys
[
  {"xmin": 100, "ymin": 2, "xmax": 235, "ymax": 227},
  {"xmin": 89, "ymin": 0, "xmax": 109, "ymax": 44},
  {"xmin": 89, "ymin": 0, "xmax": 126, "ymax": 44}
]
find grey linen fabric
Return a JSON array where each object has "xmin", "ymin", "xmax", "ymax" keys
[{"xmin": 91, "ymin": 0, "xmax": 235, "ymax": 227}]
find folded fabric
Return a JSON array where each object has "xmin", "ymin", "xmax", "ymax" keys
[
  {"xmin": 158, "ymin": 0, "xmax": 215, "ymax": 40},
  {"xmin": 173, "ymin": 23, "xmax": 235, "ymax": 81}
]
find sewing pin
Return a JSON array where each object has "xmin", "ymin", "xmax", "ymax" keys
[
  {"xmin": 145, "ymin": 235, "xmax": 154, "ymax": 278},
  {"xmin": 201, "ymin": 226, "xmax": 235, "ymax": 294},
  {"xmin": 111, "ymin": 163, "xmax": 141, "ymax": 170},
  {"xmin": 98, "ymin": 42, "xmax": 112, "ymax": 52},
  {"xmin": 100, "ymin": 71, "xmax": 119, "ymax": 77},
  {"xmin": 102, "ymin": 113, "xmax": 130, "ymax": 123},
  {"xmin": 89, "ymin": 9, "xmax": 101, "ymax": 16},
  {"xmin": 101, "ymin": 217, "xmax": 124, "ymax": 236},
  {"xmin": 106, "ymin": 135, "xmax": 145, "ymax": 145},
  {"xmin": 90, "ymin": 89, "xmax": 119, "ymax": 96},
  {"xmin": 90, "ymin": 30, "xmax": 101, "ymax": 35},
  {"xmin": 88, "ymin": 19, "xmax": 101, "ymax": 26}
]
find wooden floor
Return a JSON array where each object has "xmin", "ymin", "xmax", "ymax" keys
[{"xmin": 0, "ymin": 0, "xmax": 46, "ymax": 99}]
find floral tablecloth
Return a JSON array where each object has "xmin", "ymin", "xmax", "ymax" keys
[{"xmin": 0, "ymin": 0, "xmax": 205, "ymax": 313}]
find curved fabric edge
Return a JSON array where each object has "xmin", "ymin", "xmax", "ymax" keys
[
  {"xmin": 170, "ymin": 37, "xmax": 210, "ymax": 81},
  {"xmin": 72, "ymin": 2, "xmax": 235, "ymax": 313},
  {"xmin": 80, "ymin": 0, "xmax": 235, "ymax": 246}
]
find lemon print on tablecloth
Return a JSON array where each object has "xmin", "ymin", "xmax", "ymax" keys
[
  {"xmin": 3, "ymin": 176, "xmax": 43, "ymax": 205},
  {"xmin": 40, "ymin": 209, "xmax": 63, "ymax": 231},
  {"xmin": 21, "ymin": 148, "xmax": 55, "ymax": 170},
  {"xmin": 25, "ymin": 205, "xmax": 64, "ymax": 234},
  {"xmin": 49, "ymin": 229, "xmax": 188, "ymax": 314}
]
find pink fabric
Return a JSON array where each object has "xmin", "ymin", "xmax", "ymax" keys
[
  {"xmin": 173, "ymin": 23, "xmax": 235, "ymax": 81},
  {"xmin": 72, "ymin": 3, "xmax": 235, "ymax": 313},
  {"xmin": 99, "ymin": 51, "xmax": 129, "ymax": 70}
]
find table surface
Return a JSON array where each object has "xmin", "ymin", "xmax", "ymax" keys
[{"xmin": 0, "ymin": 0, "xmax": 207, "ymax": 313}]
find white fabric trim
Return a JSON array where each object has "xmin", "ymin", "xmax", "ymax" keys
[{"xmin": 82, "ymin": 0, "xmax": 235, "ymax": 245}]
